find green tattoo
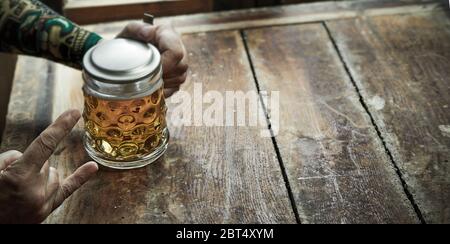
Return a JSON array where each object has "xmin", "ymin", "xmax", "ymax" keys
[{"xmin": 0, "ymin": 0, "xmax": 102, "ymax": 68}]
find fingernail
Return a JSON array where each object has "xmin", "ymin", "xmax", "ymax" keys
[
  {"xmin": 87, "ymin": 161, "xmax": 99, "ymax": 172},
  {"xmin": 92, "ymin": 162, "xmax": 99, "ymax": 171}
]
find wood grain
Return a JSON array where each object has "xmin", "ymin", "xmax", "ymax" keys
[
  {"xmin": 81, "ymin": 0, "xmax": 441, "ymax": 35},
  {"xmin": 39, "ymin": 30, "xmax": 296, "ymax": 223},
  {"xmin": 245, "ymin": 24, "xmax": 419, "ymax": 223},
  {"xmin": 326, "ymin": 10, "xmax": 450, "ymax": 223},
  {"xmin": 2, "ymin": 0, "xmax": 447, "ymax": 224},
  {"xmin": 1, "ymin": 56, "xmax": 53, "ymax": 153},
  {"xmin": 0, "ymin": 53, "xmax": 17, "ymax": 142}
]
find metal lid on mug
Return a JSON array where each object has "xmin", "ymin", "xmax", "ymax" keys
[{"xmin": 82, "ymin": 38, "xmax": 163, "ymax": 100}]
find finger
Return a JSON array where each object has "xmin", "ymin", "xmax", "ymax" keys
[
  {"xmin": 0, "ymin": 150, "xmax": 22, "ymax": 170},
  {"xmin": 52, "ymin": 162, "xmax": 98, "ymax": 209},
  {"xmin": 164, "ymin": 88, "xmax": 180, "ymax": 98},
  {"xmin": 161, "ymin": 49, "xmax": 185, "ymax": 78},
  {"xmin": 156, "ymin": 25, "xmax": 185, "ymax": 72},
  {"xmin": 163, "ymin": 60, "xmax": 188, "ymax": 79},
  {"xmin": 17, "ymin": 109, "xmax": 81, "ymax": 173},
  {"xmin": 118, "ymin": 23, "xmax": 186, "ymax": 79},
  {"xmin": 117, "ymin": 22, "xmax": 158, "ymax": 44},
  {"xmin": 164, "ymin": 72, "xmax": 188, "ymax": 88},
  {"xmin": 117, "ymin": 22, "xmax": 142, "ymax": 38},
  {"xmin": 156, "ymin": 24, "xmax": 184, "ymax": 54}
]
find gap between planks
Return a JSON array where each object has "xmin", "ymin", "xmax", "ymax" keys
[
  {"xmin": 321, "ymin": 21, "xmax": 427, "ymax": 224},
  {"xmin": 239, "ymin": 30, "xmax": 301, "ymax": 224}
]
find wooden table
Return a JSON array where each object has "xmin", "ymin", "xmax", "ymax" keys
[{"xmin": 1, "ymin": 0, "xmax": 449, "ymax": 224}]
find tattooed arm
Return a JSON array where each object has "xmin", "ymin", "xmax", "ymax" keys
[
  {"xmin": 0, "ymin": 0, "xmax": 102, "ymax": 69},
  {"xmin": 0, "ymin": 0, "xmax": 187, "ymax": 96}
]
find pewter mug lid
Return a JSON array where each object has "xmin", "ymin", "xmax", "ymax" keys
[
  {"xmin": 83, "ymin": 38, "xmax": 161, "ymax": 83},
  {"xmin": 82, "ymin": 38, "xmax": 163, "ymax": 100}
]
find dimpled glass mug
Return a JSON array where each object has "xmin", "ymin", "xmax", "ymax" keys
[{"xmin": 82, "ymin": 38, "xmax": 169, "ymax": 169}]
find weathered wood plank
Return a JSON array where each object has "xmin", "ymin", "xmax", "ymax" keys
[
  {"xmin": 82, "ymin": 0, "xmax": 441, "ymax": 35},
  {"xmin": 2, "ymin": 0, "xmax": 443, "ymax": 225},
  {"xmin": 245, "ymin": 24, "xmax": 419, "ymax": 223},
  {"xmin": 65, "ymin": 0, "xmax": 214, "ymax": 25},
  {"xmin": 40, "ymin": 30, "xmax": 296, "ymax": 223},
  {"xmin": 326, "ymin": 10, "xmax": 450, "ymax": 223},
  {"xmin": 0, "ymin": 53, "xmax": 17, "ymax": 142},
  {"xmin": 0, "ymin": 56, "xmax": 54, "ymax": 153}
]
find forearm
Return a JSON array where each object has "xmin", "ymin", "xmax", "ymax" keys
[{"xmin": 0, "ymin": 0, "xmax": 102, "ymax": 69}]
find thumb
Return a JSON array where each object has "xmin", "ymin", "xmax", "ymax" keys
[{"xmin": 117, "ymin": 22, "xmax": 158, "ymax": 44}]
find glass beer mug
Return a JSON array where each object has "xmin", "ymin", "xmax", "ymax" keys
[{"xmin": 81, "ymin": 38, "xmax": 169, "ymax": 169}]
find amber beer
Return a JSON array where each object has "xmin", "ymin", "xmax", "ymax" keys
[
  {"xmin": 83, "ymin": 88, "xmax": 168, "ymax": 161},
  {"xmin": 81, "ymin": 38, "xmax": 168, "ymax": 169}
]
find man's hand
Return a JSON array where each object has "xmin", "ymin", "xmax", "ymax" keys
[
  {"xmin": 0, "ymin": 109, "xmax": 98, "ymax": 224},
  {"xmin": 117, "ymin": 22, "xmax": 188, "ymax": 98}
]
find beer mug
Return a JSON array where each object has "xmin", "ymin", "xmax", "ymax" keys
[{"xmin": 81, "ymin": 38, "xmax": 169, "ymax": 169}]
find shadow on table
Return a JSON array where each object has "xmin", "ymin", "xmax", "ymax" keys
[{"xmin": 46, "ymin": 129, "xmax": 191, "ymax": 223}]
